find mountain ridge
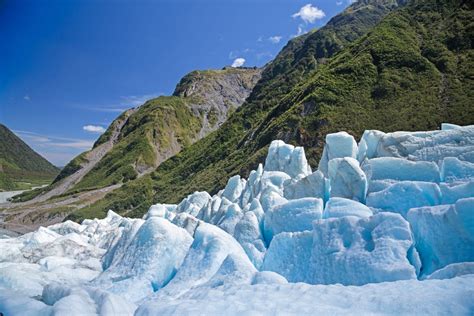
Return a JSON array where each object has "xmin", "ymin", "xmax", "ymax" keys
[
  {"xmin": 2, "ymin": 67, "xmax": 261, "ymax": 232},
  {"xmin": 68, "ymin": 0, "xmax": 414, "ymax": 220},
  {"xmin": 0, "ymin": 124, "xmax": 59, "ymax": 191},
  {"xmin": 6, "ymin": 0, "xmax": 474, "ymax": 226}
]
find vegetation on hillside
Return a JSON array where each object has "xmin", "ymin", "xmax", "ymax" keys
[
  {"xmin": 52, "ymin": 152, "xmax": 89, "ymax": 185},
  {"xmin": 251, "ymin": 0, "xmax": 474, "ymax": 164},
  {"xmin": 18, "ymin": 0, "xmax": 473, "ymax": 223},
  {"xmin": 70, "ymin": 0, "xmax": 411, "ymax": 219},
  {"xmin": 68, "ymin": 96, "xmax": 204, "ymax": 193},
  {"xmin": 13, "ymin": 67, "xmax": 260, "ymax": 205},
  {"xmin": 0, "ymin": 124, "xmax": 59, "ymax": 191}
]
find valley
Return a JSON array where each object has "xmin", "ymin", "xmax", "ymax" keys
[{"xmin": 0, "ymin": 0, "xmax": 473, "ymax": 314}]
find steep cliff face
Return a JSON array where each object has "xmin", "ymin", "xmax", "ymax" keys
[
  {"xmin": 60, "ymin": 67, "xmax": 261, "ymax": 195},
  {"xmin": 67, "ymin": 0, "xmax": 412, "ymax": 220},
  {"xmin": 12, "ymin": 0, "xmax": 474, "ymax": 227},
  {"xmin": 173, "ymin": 67, "xmax": 262, "ymax": 137},
  {"xmin": 9, "ymin": 67, "xmax": 261, "ymax": 214}
]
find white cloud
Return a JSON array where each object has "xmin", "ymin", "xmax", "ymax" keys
[
  {"xmin": 292, "ymin": 4, "xmax": 325, "ymax": 23},
  {"xmin": 76, "ymin": 92, "xmax": 161, "ymax": 113},
  {"xmin": 120, "ymin": 94, "xmax": 160, "ymax": 107},
  {"xmin": 24, "ymin": 95, "xmax": 30, "ymax": 101},
  {"xmin": 84, "ymin": 107, "xmax": 128, "ymax": 113},
  {"xmin": 49, "ymin": 140, "xmax": 96, "ymax": 149},
  {"xmin": 231, "ymin": 58, "xmax": 246, "ymax": 67},
  {"xmin": 229, "ymin": 49, "xmax": 253, "ymax": 60},
  {"xmin": 257, "ymin": 36, "xmax": 263, "ymax": 42},
  {"xmin": 83, "ymin": 125, "xmax": 106, "ymax": 133},
  {"xmin": 336, "ymin": 0, "xmax": 343, "ymax": 5},
  {"xmin": 291, "ymin": 24, "xmax": 307, "ymax": 38},
  {"xmin": 297, "ymin": 25, "xmax": 305, "ymax": 36},
  {"xmin": 13, "ymin": 130, "xmax": 95, "ymax": 165},
  {"xmin": 268, "ymin": 36, "xmax": 282, "ymax": 44},
  {"xmin": 14, "ymin": 130, "xmax": 95, "ymax": 149}
]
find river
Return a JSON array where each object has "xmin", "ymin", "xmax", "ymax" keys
[{"xmin": 0, "ymin": 190, "xmax": 26, "ymax": 203}]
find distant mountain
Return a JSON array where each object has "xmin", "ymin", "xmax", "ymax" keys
[
  {"xmin": 11, "ymin": 67, "xmax": 261, "ymax": 206},
  {"xmin": 0, "ymin": 124, "xmax": 59, "ymax": 191},
  {"xmin": 9, "ymin": 0, "xmax": 474, "ymax": 225}
]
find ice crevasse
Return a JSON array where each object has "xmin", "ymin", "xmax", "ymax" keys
[{"xmin": 0, "ymin": 123, "xmax": 473, "ymax": 315}]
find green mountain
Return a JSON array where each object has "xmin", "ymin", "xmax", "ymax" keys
[
  {"xmin": 11, "ymin": 0, "xmax": 474, "ymax": 225},
  {"xmin": 11, "ymin": 67, "xmax": 261, "ymax": 205},
  {"xmin": 68, "ymin": 0, "xmax": 415, "ymax": 220},
  {"xmin": 248, "ymin": 0, "xmax": 474, "ymax": 162},
  {"xmin": 0, "ymin": 124, "xmax": 59, "ymax": 191}
]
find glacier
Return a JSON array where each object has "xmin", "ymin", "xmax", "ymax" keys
[{"xmin": 0, "ymin": 124, "xmax": 473, "ymax": 315}]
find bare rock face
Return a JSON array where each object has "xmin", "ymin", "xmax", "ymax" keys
[
  {"xmin": 3, "ymin": 67, "xmax": 262, "ymax": 232},
  {"xmin": 173, "ymin": 67, "xmax": 262, "ymax": 137}
]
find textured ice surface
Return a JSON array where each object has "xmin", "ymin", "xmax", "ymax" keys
[
  {"xmin": 0, "ymin": 286, "xmax": 137, "ymax": 316},
  {"xmin": 234, "ymin": 210, "xmax": 266, "ymax": 268},
  {"xmin": 259, "ymin": 171, "xmax": 291, "ymax": 199},
  {"xmin": 328, "ymin": 157, "xmax": 368, "ymax": 202},
  {"xmin": 222, "ymin": 175, "xmax": 247, "ymax": 203},
  {"xmin": 427, "ymin": 262, "xmax": 474, "ymax": 280},
  {"xmin": 102, "ymin": 218, "xmax": 144, "ymax": 270},
  {"xmin": 284, "ymin": 170, "xmax": 329, "ymax": 201},
  {"xmin": 264, "ymin": 197, "xmax": 323, "ymax": 241},
  {"xmin": 263, "ymin": 213, "xmax": 419, "ymax": 285},
  {"xmin": 366, "ymin": 179, "xmax": 398, "ymax": 193},
  {"xmin": 239, "ymin": 164, "xmax": 263, "ymax": 206},
  {"xmin": 135, "ymin": 275, "xmax": 474, "ymax": 316},
  {"xmin": 176, "ymin": 191, "xmax": 211, "ymax": 217},
  {"xmin": 92, "ymin": 218, "xmax": 193, "ymax": 302},
  {"xmin": 319, "ymin": 131, "xmax": 358, "ymax": 176},
  {"xmin": 367, "ymin": 181, "xmax": 442, "ymax": 217},
  {"xmin": 357, "ymin": 129, "xmax": 385, "ymax": 162},
  {"xmin": 264, "ymin": 140, "xmax": 311, "ymax": 180},
  {"xmin": 442, "ymin": 123, "xmax": 462, "ymax": 130},
  {"xmin": 262, "ymin": 231, "xmax": 313, "ymax": 282},
  {"xmin": 440, "ymin": 157, "xmax": 474, "ymax": 182},
  {"xmin": 363, "ymin": 157, "xmax": 440, "ymax": 182},
  {"xmin": 323, "ymin": 197, "xmax": 373, "ymax": 219},
  {"xmin": 357, "ymin": 126, "xmax": 474, "ymax": 163},
  {"xmin": 143, "ymin": 204, "xmax": 176, "ymax": 220},
  {"xmin": 148, "ymin": 222, "xmax": 253, "ymax": 300},
  {"xmin": 440, "ymin": 181, "xmax": 474, "ymax": 204},
  {"xmin": 310, "ymin": 213, "xmax": 420, "ymax": 285},
  {"xmin": 1, "ymin": 124, "xmax": 474, "ymax": 315},
  {"xmin": 0, "ymin": 212, "xmax": 124, "ymax": 305},
  {"xmin": 408, "ymin": 198, "xmax": 474, "ymax": 276},
  {"xmin": 260, "ymin": 190, "xmax": 287, "ymax": 214}
]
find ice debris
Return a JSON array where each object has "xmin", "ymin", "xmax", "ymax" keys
[{"xmin": 0, "ymin": 124, "xmax": 473, "ymax": 315}]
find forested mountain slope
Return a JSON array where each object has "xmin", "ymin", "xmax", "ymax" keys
[
  {"xmin": 0, "ymin": 124, "xmax": 59, "ymax": 191},
  {"xmin": 71, "ymin": 0, "xmax": 413, "ymax": 220},
  {"xmin": 14, "ymin": 67, "xmax": 261, "ymax": 202}
]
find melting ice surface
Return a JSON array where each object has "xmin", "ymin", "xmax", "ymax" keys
[{"xmin": 1, "ymin": 124, "xmax": 474, "ymax": 315}]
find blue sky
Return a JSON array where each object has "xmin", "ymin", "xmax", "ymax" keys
[{"xmin": 0, "ymin": 0, "xmax": 352, "ymax": 166}]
